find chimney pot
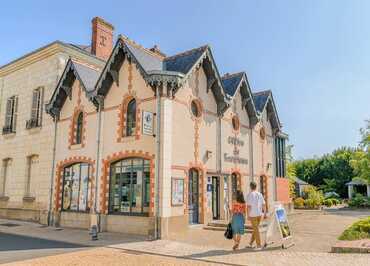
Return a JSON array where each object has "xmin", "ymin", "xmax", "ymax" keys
[{"xmin": 91, "ymin": 17, "xmax": 114, "ymax": 60}]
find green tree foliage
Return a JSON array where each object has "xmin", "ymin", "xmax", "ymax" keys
[
  {"xmin": 291, "ymin": 148, "xmax": 355, "ymax": 197},
  {"xmin": 350, "ymin": 120, "xmax": 370, "ymax": 184}
]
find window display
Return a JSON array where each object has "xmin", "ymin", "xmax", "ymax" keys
[
  {"xmin": 62, "ymin": 163, "xmax": 91, "ymax": 212},
  {"xmin": 109, "ymin": 158, "xmax": 150, "ymax": 215}
]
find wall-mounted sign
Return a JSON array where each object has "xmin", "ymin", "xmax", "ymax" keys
[
  {"xmin": 224, "ymin": 135, "xmax": 248, "ymax": 164},
  {"xmin": 142, "ymin": 111, "xmax": 154, "ymax": 135},
  {"xmin": 227, "ymin": 136, "xmax": 244, "ymax": 146},
  {"xmin": 171, "ymin": 178, "xmax": 184, "ymax": 206},
  {"xmin": 224, "ymin": 153, "xmax": 248, "ymax": 165}
]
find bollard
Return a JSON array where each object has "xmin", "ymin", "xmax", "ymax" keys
[{"xmin": 90, "ymin": 225, "xmax": 98, "ymax": 241}]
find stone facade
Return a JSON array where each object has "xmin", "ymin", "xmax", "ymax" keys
[{"xmin": 0, "ymin": 42, "xmax": 105, "ymax": 224}]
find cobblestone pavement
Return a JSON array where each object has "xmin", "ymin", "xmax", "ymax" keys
[
  {"xmin": 1, "ymin": 209, "xmax": 369, "ymax": 265},
  {"xmin": 4, "ymin": 240, "xmax": 370, "ymax": 266}
]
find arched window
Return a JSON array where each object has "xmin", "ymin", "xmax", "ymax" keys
[
  {"xmin": 109, "ymin": 158, "xmax": 150, "ymax": 215},
  {"xmin": 62, "ymin": 163, "xmax": 91, "ymax": 212},
  {"xmin": 126, "ymin": 99, "xmax": 136, "ymax": 136},
  {"xmin": 75, "ymin": 112, "xmax": 83, "ymax": 144}
]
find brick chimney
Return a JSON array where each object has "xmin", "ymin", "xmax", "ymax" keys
[{"xmin": 91, "ymin": 17, "xmax": 114, "ymax": 60}]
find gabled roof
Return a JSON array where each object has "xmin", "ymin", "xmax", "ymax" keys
[
  {"xmin": 163, "ymin": 46, "xmax": 208, "ymax": 74},
  {"xmin": 221, "ymin": 72, "xmax": 258, "ymax": 125},
  {"xmin": 252, "ymin": 90, "xmax": 281, "ymax": 130},
  {"xmin": 46, "ymin": 59, "xmax": 102, "ymax": 117},
  {"xmin": 93, "ymin": 37, "xmax": 227, "ymax": 115}
]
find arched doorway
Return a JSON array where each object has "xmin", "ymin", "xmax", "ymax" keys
[{"xmin": 188, "ymin": 168, "xmax": 199, "ymax": 224}]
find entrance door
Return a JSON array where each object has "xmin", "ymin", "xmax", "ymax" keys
[
  {"xmin": 212, "ymin": 176, "xmax": 220, "ymax": 220},
  {"xmin": 188, "ymin": 169, "xmax": 199, "ymax": 224}
]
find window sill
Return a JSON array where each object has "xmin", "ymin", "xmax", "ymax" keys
[
  {"xmin": 2, "ymin": 133, "xmax": 16, "ymax": 138},
  {"xmin": 23, "ymin": 196, "xmax": 36, "ymax": 202},
  {"xmin": 0, "ymin": 196, "xmax": 9, "ymax": 201},
  {"xmin": 108, "ymin": 212, "xmax": 149, "ymax": 217},
  {"xmin": 27, "ymin": 127, "xmax": 42, "ymax": 134},
  {"xmin": 70, "ymin": 143, "xmax": 83, "ymax": 150}
]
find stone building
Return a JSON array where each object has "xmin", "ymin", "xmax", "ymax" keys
[
  {"xmin": 45, "ymin": 19, "xmax": 290, "ymax": 237},
  {"xmin": 0, "ymin": 17, "xmax": 111, "ymax": 224},
  {"xmin": 0, "ymin": 17, "xmax": 289, "ymax": 237}
]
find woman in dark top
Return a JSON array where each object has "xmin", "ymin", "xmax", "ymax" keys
[{"xmin": 230, "ymin": 190, "xmax": 246, "ymax": 250}]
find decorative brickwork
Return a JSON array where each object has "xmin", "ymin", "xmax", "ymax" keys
[
  {"xmin": 116, "ymin": 94, "xmax": 141, "ymax": 142},
  {"xmin": 54, "ymin": 156, "xmax": 95, "ymax": 212},
  {"xmin": 68, "ymin": 106, "xmax": 87, "ymax": 149},
  {"xmin": 99, "ymin": 150, "xmax": 155, "ymax": 215}
]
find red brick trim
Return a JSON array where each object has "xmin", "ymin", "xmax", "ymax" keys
[
  {"xmin": 116, "ymin": 94, "xmax": 141, "ymax": 142},
  {"xmin": 54, "ymin": 156, "xmax": 96, "ymax": 212},
  {"xmin": 99, "ymin": 150, "xmax": 155, "ymax": 215},
  {"xmin": 68, "ymin": 106, "xmax": 87, "ymax": 149}
]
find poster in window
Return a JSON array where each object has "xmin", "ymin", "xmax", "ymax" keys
[
  {"xmin": 142, "ymin": 111, "xmax": 154, "ymax": 135},
  {"xmin": 171, "ymin": 178, "xmax": 184, "ymax": 206}
]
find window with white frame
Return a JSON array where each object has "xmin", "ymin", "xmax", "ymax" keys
[
  {"xmin": 2, "ymin": 96, "xmax": 18, "ymax": 134},
  {"xmin": 27, "ymin": 87, "xmax": 44, "ymax": 129}
]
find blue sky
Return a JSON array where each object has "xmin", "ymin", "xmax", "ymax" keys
[{"xmin": 1, "ymin": 1, "xmax": 369, "ymax": 159}]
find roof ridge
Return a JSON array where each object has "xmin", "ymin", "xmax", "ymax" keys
[
  {"xmin": 118, "ymin": 35, "xmax": 165, "ymax": 60},
  {"xmin": 71, "ymin": 59, "xmax": 102, "ymax": 72},
  {"xmin": 253, "ymin": 89, "xmax": 271, "ymax": 96},
  {"xmin": 221, "ymin": 71, "xmax": 245, "ymax": 80},
  {"xmin": 164, "ymin": 45, "xmax": 209, "ymax": 61}
]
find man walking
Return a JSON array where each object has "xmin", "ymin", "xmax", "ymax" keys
[{"xmin": 246, "ymin": 181, "xmax": 266, "ymax": 250}]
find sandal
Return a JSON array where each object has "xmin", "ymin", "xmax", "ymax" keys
[{"xmin": 232, "ymin": 243, "xmax": 239, "ymax": 250}]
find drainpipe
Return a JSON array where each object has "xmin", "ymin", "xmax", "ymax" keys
[
  {"xmin": 272, "ymin": 134, "xmax": 277, "ymax": 202},
  {"xmin": 249, "ymin": 127, "xmax": 254, "ymax": 182},
  {"xmin": 93, "ymin": 96, "xmax": 103, "ymax": 229},
  {"xmin": 154, "ymin": 84, "xmax": 161, "ymax": 239},
  {"xmin": 48, "ymin": 115, "xmax": 58, "ymax": 226},
  {"xmin": 0, "ymin": 78, "xmax": 4, "ymax": 118}
]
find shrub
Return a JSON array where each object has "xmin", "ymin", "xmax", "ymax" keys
[
  {"xmin": 348, "ymin": 194, "xmax": 370, "ymax": 208},
  {"xmin": 331, "ymin": 198, "xmax": 341, "ymax": 205},
  {"xmin": 294, "ymin": 197, "xmax": 305, "ymax": 208},
  {"xmin": 339, "ymin": 216, "xmax": 370, "ymax": 240},
  {"xmin": 303, "ymin": 186, "xmax": 324, "ymax": 208},
  {"xmin": 323, "ymin": 199, "xmax": 333, "ymax": 207}
]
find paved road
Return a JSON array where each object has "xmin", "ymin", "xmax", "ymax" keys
[
  {"xmin": 0, "ymin": 219, "xmax": 145, "ymax": 264},
  {"xmin": 0, "ymin": 231, "xmax": 88, "ymax": 264}
]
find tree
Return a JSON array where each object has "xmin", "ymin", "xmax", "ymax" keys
[{"xmin": 350, "ymin": 120, "xmax": 370, "ymax": 184}]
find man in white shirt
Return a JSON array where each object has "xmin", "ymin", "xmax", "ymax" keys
[{"xmin": 246, "ymin": 181, "xmax": 266, "ymax": 250}]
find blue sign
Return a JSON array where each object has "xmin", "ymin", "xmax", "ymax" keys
[{"xmin": 207, "ymin": 184, "xmax": 212, "ymax": 192}]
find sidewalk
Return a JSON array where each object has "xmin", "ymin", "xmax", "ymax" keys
[{"xmin": 4, "ymin": 240, "xmax": 370, "ymax": 266}]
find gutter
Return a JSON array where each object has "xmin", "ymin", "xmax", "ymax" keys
[
  {"xmin": 249, "ymin": 127, "xmax": 254, "ymax": 182},
  {"xmin": 154, "ymin": 85, "xmax": 161, "ymax": 239},
  {"xmin": 48, "ymin": 116, "xmax": 58, "ymax": 226},
  {"xmin": 94, "ymin": 97, "xmax": 103, "ymax": 224}
]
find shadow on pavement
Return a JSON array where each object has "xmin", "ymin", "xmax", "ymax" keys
[
  {"xmin": 0, "ymin": 232, "xmax": 87, "ymax": 251},
  {"xmin": 323, "ymin": 208, "xmax": 370, "ymax": 217}
]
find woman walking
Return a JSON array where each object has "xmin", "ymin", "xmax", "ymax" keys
[{"xmin": 231, "ymin": 190, "xmax": 246, "ymax": 250}]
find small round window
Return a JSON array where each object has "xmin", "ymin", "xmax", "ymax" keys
[
  {"xmin": 191, "ymin": 99, "xmax": 202, "ymax": 118},
  {"xmin": 232, "ymin": 116, "xmax": 240, "ymax": 131}
]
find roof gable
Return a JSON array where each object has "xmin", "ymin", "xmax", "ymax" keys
[
  {"xmin": 221, "ymin": 72, "xmax": 258, "ymax": 125},
  {"xmin": 253, "ymin": 90, "xmax": 281, "ymax": 131},
  {"xmin": 46, "ymin": 59, "xmax": 101, "ymax": 117}
]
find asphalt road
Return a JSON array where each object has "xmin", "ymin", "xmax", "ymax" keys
[{"xmin": 0, "ymin": 232, "xmax": 88, "ymax": 264}]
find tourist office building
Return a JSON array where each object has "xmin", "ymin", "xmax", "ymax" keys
[{"xmin": 0, "ymin": 17, "xmax": 289, "ymax": 237}]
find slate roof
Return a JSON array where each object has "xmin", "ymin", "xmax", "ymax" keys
[
  {"xmin": 163, "ymin": 46, "xmax": 208, "ymax": 74},
  {"xmin": 221, "ymin": 72, "xmax": 244, "ymax": 97},
  {"xmin": 46, "ymin": 59, "xmax": 102, "ymax": 116},
  {"xmin": 295, "ymin": 177, "xmax": 309, "ymax": 185},
  {"xmin": 125, "ymin": 42, "xmax": 163, "ymax": 72},
  {"xmin": 253, "ymin": 90, "xmax": 271, "ymax": 113},
  {"xmin": 73, "ymin": 62, "xmax": 101, "ymax": 92}
]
